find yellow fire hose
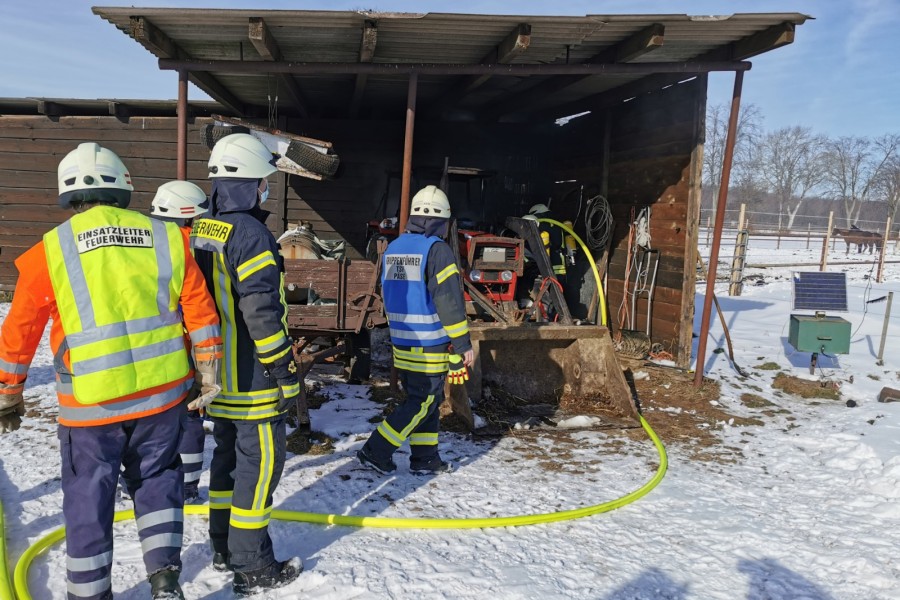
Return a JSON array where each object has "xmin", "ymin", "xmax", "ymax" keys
[
  {"xmin": 0, "ymin": 501, "xmax": 14, "ymax": 600},
  {"xmin": 537, "ymin": 218, "xmax": 608, "ymax": 326},
  {"xmin": 4, "ymin": 414, "xmax": 664, "ymax": 599}
]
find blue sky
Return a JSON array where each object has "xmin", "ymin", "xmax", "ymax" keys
[{"xmin": 2, "ymin": 0, "xmax": 897, "ymax": 138}]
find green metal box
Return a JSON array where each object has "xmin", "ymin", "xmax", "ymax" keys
[{"xmin": 788, "ymin": 314, "xmax": 851, "ymax": 354}]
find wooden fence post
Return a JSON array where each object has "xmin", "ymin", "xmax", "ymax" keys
[
  {"xmin": 705, "ymin": 216, "xmax": 711, "ymax": 247},
  {"xmin": 729, "ymin": 203, "xmax": 747, "ymax": 296},
  {"xmin": 876, "ymin": 291, "xmax": 893, "ymax": 366},
  {"xmin": 877, "ymin": 217, "xmax": 892, "ymax": 283},
  {"xmin": 806, "ymin": 222, "xmax": 811, "ymax": 250},
  {"xmin": 820, "ymin": 211, "xmax": 833, "ymax": 272}
]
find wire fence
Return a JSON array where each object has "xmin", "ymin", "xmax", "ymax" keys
[{"xmin": 698, "ymin": 207, "xmax": 898, "ymax": 236}]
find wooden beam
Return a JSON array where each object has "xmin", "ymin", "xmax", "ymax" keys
[
  {"xmin": 349, "ymin": 20, "xmax": 378, "ymax": 118},
  {"xmin": 425, "ymin": 23, "xmax": 531, "ymax": 117},
  {"xmin": 130, "ymin": 16, "xmax": 244, "ymax": 115},
  {"xmin": 248, "ymin": 17, "xmax": 309, "ymax": 117},
  {"xmin": 36, "ymin": 100, "xmax": 62, "ymax": 117},
  {"xmin": 248, "ymin": 17, "xmax": 280, "ymax": 61},
  {"xmin": 732, "ymin": 22, "xmax": 795, "ymax": 60},
  {"xmin": 587, "ymin": 23, "xmax": 665, "ymax": 64},
  {"xmin": 107, "ymin": 101, "xmax": 130, "ymax": 120},
  {"xmin": 485, "ymin": 24, "xmax": 664, "ymax": 121}
]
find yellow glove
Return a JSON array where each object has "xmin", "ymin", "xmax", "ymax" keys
[{"xmin": 447, "ymin": 354, "xmax": 469, "ymax": 385}]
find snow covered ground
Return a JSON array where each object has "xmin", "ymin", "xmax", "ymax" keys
[{"xmin": 2, "ymin": 237, "xmax": 899, "ymax": 599}]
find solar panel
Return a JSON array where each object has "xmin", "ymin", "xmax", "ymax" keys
[{"xmin": 792, "ymin": 272, "xmax": 848, "ymax": 312}]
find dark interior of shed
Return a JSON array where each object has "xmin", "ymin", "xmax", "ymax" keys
[{"xmin": 276, "ymin": 74, "xmax": 703, "ymax": 363}]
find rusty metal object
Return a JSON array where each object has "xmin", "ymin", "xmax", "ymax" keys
[
  {"xmin": 398, "ymin": 73, "xmax": 417, "ymax": 233},
  {"xmin": 695, "ymin": 70, "xmax": 744, "ymax": 387},
  {"xmin": 176, "ymin": 69, "xmax": 188, "ymax": 180},
  {"xmin": 464, "ymin": 323, "xmax": 638, "ymax": 424}
]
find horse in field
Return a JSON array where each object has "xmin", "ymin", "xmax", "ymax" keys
[{"xmin": 832, "ymin": 226, "xmax": 882, "ymax": 254}]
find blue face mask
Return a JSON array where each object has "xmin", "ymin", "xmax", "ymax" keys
[{"xmin": 258, "ymin": 183, "xmax": 270, "ymax": 205}]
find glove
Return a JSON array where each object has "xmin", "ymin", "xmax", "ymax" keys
[
  {"xmin": 187, "ymin": 344, "xmax": 222, "ymax": 412},
  {"xmin": 0, "ymin": 383, "xmax": 25, "ymax": 434},
  {"xmin": 277, "ymin": 374, "xmax": 302, "ymax": 414},
  {"xmin": 447, "ymin": 354, "xmax": 469, "ymax": 385}
]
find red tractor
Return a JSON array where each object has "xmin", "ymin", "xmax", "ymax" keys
[{"xmin": 457, "ymin": 230, "xmax": 524, "ymax": 318}]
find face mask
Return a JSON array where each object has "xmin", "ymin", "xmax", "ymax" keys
[{"xmin": 258, "ymin": 184, "xmax": 270, "ymax": 205}]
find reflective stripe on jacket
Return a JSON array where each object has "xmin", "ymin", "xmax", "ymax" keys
[
  {"xmin": 190, "ymin": 211, "xmax": 292, "ymax": 421},
  {"xmin": 0, "ymin": 205, "xmax": 221, "ymax": 428},
  {"xmin": 382, "ymin": 234, "xmax": 450, "ymax": 347}
]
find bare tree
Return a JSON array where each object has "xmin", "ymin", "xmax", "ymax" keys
[
  {"xmin": 875, "ymin": 152, "xmax": 900, "ymax": 225},
  {"xmin": 757, "ymin": 126, "xmax": 827, "ymax": 230},
  {"xmin": 703, "ymin": 103, "xmax": 763, "ymax": 222},
  {"xmin": 821, "ymin": 134, "xmax": 898, "ymax": 228}
]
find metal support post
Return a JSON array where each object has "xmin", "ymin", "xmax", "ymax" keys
[
  {"xmin": 398, "ymin": 73, "xmax": 418, "ymax": 233},
  {"xmin": 694, "ymin": 70, "xmax": 743, "ymax": 387},
  {"xmin": 177, "ymin": 69, "xmax": 188, "ymax": 180}
]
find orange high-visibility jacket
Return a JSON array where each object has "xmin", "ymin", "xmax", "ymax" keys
[{"xmin": 0, "ymin": 221, "xmax": 222, "ymax": 427}]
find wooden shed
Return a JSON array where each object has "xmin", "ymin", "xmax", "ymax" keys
[{"xmin": 0, "ymin": 8, "xmax": 810, "ymax": 370}]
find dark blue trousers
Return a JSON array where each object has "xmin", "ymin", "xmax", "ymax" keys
[
  {"xmin": 208, "ymin": 417, "xmax": 286, "ymax": 572},
  {"xmin": 365, "ymin": 368, "xmax": 445, "ymax": 462},
  {"xmin": 60, "ymin": 404, "xmax": 185, "ymax": 600},
  {"xmin": 179, "ymin": 410, "xmax": 205, "ymax": 495}
]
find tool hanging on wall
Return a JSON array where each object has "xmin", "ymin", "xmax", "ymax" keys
[{"xmin": 615, "ymin": 207, "xmax": 657, "ymax": 359}]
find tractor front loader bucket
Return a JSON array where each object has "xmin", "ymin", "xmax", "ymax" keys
[{"xmin": 465, "ymin": 323, "xmax": 639, "ymax": 426}]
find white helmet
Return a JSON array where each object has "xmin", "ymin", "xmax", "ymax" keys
[
  {"xmin": 528, "ymin": 203, "xmax": 550, "ymax": 215},
  {"xmin": 410, "ymin": 185, "xmax": 451, "ymax": 218},
  {"xmin": 151, "ymin": 181, "xmax": 209, "ymax": 222},
  {"xmin": 57, "ymin": 142, "xmax": 133, "ymax": 208},
  {"xmin": 208, "ymin": 133, "xmax": 278, "ymax": 179}
]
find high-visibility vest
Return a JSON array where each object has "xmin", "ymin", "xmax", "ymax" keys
[
  {"xmin": 382, "ymin": 234, "xmax": 449, "ymax": 347},
  {"xmin": 43, "ymin": 206, "xmax": 191, "ymax": 418}
]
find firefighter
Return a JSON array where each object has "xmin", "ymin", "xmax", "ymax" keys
[
  {"xmin": 150, "ymin": 180, "xmax": 212, "ymax": 503},
  {"xmin": 527, "ymin": 203, "xmax": 567, "ymax": 288},
  {"xmin": 357, "ymin": 185, "xmax": 474, "ymax": 475},
  {"xmin": 190, "ymin": 133, "xmax": 302, "ymax": 595},
  {"xmin": 0, "ymin": 143, "xmax": 223, "ymax": 600}
]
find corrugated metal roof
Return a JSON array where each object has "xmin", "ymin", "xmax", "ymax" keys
[{"xmin": 92, "ymin": 8, "xmax": 810, "ymax": 121}]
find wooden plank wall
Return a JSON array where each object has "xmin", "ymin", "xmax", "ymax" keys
[
  {"xmin": 0, "ymin": 115, "xmax": 288, "ymax": 290},
  {"xmin": 550, "ymin": 78, "xmax": 705, "ymax": 366},
  {"xmin": 606, "ymin": 78, "xmax": 703, "ymax": 366}
]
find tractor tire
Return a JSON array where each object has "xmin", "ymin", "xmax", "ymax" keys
[
  {"xmin": 200, "ymin": 124, "xmax": 250, "ymax": 150},
  {"xmin": 285, "ymin": 140, "xmax": 340, "ymax": 178}
]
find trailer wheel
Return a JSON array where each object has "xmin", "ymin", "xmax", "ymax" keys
[
  {"xmin": 200, "ymin": 124, "xmax": 251, "ymax": 149},
  {"xmin": 285, "ymin": 140, "xmax": 340, "ymax": 178}
]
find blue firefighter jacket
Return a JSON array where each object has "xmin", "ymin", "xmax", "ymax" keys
[{"xmin": 190, "ymin": 180, "xmax": 294, "ymax": 421}]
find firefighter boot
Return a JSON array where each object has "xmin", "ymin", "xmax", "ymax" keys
[
  {"xmin": 212, "ymin": 551, "xmax": 233, "ymax": 572},
  {"xmin": 409, "ymin": 454, "xmax": 454, "ymax": 474},
  {"xmin": 356, "ymin": 445, "xmax": 397, "ymax": 474},
  {"xmin": 149, "ymin": 568, "xmax": 184, "ymax": 600},
  {"xmin": 233, "ymin": 558, "xmax": 303, "ymax": 597}
]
